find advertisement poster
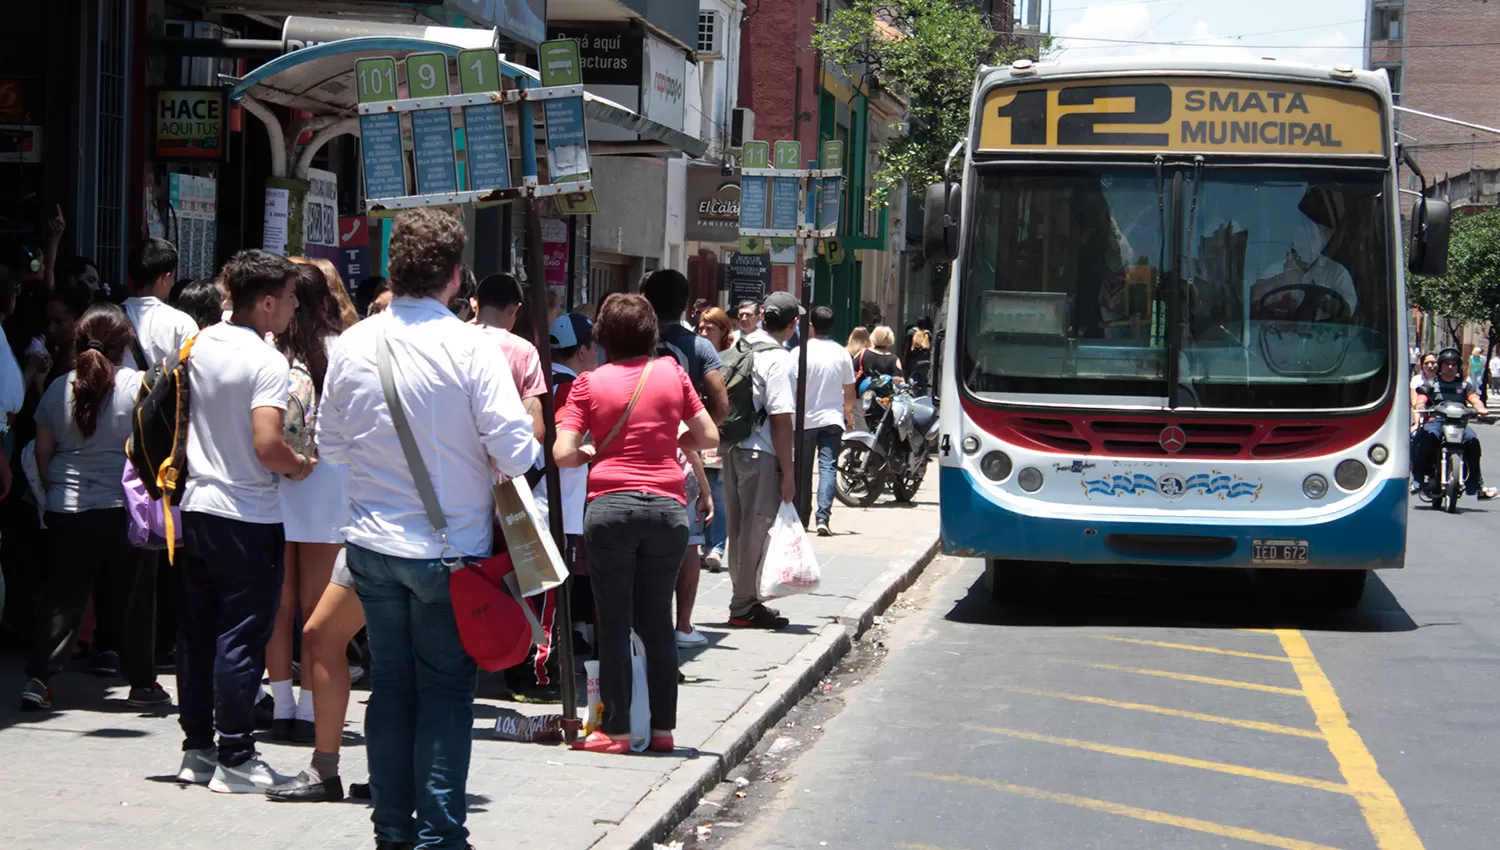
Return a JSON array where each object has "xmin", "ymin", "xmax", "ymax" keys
[
  {"xmin": 155, "ymin": 89, "xmax": 226, "ymax": 160},
  {"xmin": 724, "ymin": 252, "xmax": 771, "ymax": 304},
  {"xmin": 263, "ymin": 186, "xmax": 291, "ymax": 256},
  {"xmin": 304, "ymin": 168, "xmax": 340, "ymax": 264},
  {"xmin": 541, "ymin": 218, "xmax": 568, "ymax": 288},
  {"xmin": 169, "ymin": 173, "xmax": 217, "ymax": 280}
]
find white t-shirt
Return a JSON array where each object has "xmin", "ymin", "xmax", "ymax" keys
[
  {"xmin": 791, "ymin": 336, "xmax": 857, "ymax": 431},
  {"xmin": 740, "ymin": 329, "xmax": 795, "ymax": 455},
  {"xmin": 1488, "ymin": 357, "xmax": 1500, "ymax": 379},
  {"xmin": 182, "ymin": 321, "xmax": 291, "ymax": 524},
  {"xmin": 123, "ymin": 296, "xmax": 200, "ymax": 372},
  {"xmin": 533, "ymin": 364, "xmax": 588, "ymax": 536}
]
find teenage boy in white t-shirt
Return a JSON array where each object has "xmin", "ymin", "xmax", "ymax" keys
[
  {"xmin": 173, "ymin": 249, "xmax": 315, "ymax": 794},
  {"xmin": 122, "ymin": 237, "xmax": 200, "ymax": 372}
]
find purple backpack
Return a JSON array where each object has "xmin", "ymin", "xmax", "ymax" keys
[{"xmin": 123, "ymin": 462, "xmax": 180, "ymax": 551}]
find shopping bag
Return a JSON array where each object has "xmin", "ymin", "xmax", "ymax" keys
[
  {"xmin": 122, "ymin": 461, "xmax": 180, "ymax": 551},
  {"xmin": 758, "ymin": 501, "xmax": 822, "ymax": 600},
  {"xmin": 494, "ymin": 478, "xmax": 569, "ymax": 597},
  {"xmin": 628, "ymin": 631, "xmax": 651, "ymax": 753},
  {"xmin": 583, "ymin": 659, "xmax": 603, "ymax": 735}
]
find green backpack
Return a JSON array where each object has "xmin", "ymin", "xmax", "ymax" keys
[{"xmin": 718, "ymin": 336, "xmax": 782, "ymax": 447}]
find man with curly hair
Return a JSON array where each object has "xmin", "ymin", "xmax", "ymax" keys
[{"xmin": 319, "ymin": 208, "xmax": 540, "ymax": 848}]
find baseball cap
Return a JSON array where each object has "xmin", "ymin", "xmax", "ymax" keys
[
  {"xmin": 548, "ymin": 312, "xmax": 593, "ymax": 350},
  {"xmin": 762, "ymin": 291, "xmax": 805, "ymax": 325}
]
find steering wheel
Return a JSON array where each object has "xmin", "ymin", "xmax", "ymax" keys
[{"xmin": 1255, "ymin": 283, "xmax": 1353, "ymax": 323}]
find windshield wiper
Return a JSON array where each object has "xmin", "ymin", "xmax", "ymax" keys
[{"xmin": 1168, "ymin": 156, "xmax": 1205, "ymax": 410}]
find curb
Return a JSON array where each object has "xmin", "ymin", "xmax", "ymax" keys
[{"xmin": 590, "ymin": 535, "xmax": 943, "ymax": 850}]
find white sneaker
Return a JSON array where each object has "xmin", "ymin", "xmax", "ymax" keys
[
  {"xmin": 177, "ymin": 748, "xmax": 218, "ymax": 785},
  {"xmin": 815, "ymin": 521, "xmax": 832, "ymax": 537},
  {"xmin": 676, "ymin": 628, "xmax": 709, "ymax": 648},
  {"xmin": 208, "ymin": 755, "xmax": 287, "ymax": 794}
]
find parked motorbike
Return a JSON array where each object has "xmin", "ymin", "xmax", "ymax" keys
[
  {"xmin": 835, "ymin": 375, "xmax": 940, "ymax": 506},
  {"xmin": 1417, "ymin": 400, "xmax": 1476, "ymax": 513}
]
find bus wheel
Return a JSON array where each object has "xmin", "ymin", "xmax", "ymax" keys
[
  {"xmin": 986, "ymin": 559, "xmax": 1041, "ymax": 605},
  {"xmin": 1308, "ymin": 569, "xmax": 1366, "ymax": 609}
]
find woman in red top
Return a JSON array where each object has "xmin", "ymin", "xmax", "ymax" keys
[{"xmin": 556, "ymin": 294, "xmax": 718, "ymax": 754}]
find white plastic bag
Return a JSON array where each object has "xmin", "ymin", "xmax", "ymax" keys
[
  {"xmin": 758, "ymin": 501, "xmax": 822, "ymax": 600},
  {"xmin": 628, "ymin": 631, "xmax": 651, "ymax": 753}
]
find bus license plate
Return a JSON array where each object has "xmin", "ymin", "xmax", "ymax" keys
[{"xmin": 1252, "ymin": 539, "xmax": 1309, "ymax": 565}]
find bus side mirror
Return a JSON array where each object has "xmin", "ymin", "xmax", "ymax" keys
[
  {"xmin": 923, "ymin": 182, "xmax": 959, "ymax": 263},
  {"xmin": 1409, "ymin": 197, "xmax": 1451, "ymax": 277}
]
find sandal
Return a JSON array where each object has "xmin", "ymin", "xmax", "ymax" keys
[{"xmin": 571, "ymin": 731, "xmax": 630, "ymax": 754}]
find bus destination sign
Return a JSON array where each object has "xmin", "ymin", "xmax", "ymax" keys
[{"xmin": 977, "ymin": 77, "xmax": 1384, "ymax": 156}]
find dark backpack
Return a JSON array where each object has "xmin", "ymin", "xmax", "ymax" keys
[
  {"xmin": 718, "ymin": 336, "xmax": 781, "ymax": 447},
  {"xmin": 126, "ymin": 334, "xmax": 197, "ymax": 508}
]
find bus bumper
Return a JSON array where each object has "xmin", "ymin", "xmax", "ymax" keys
[{"xmin": 939, "ymin": 467, "xmax": 1407, "ymax": 570}]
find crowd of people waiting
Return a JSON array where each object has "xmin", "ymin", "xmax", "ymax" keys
[{"xmin": 0, "ymin": 206, "xmax": 925, "ymax": 849}]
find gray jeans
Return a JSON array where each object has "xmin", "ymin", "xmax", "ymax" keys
[{"xmin": 724, "ymin": 448, "xmax": 782, "ymax": 618}]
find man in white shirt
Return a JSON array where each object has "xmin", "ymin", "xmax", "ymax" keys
[
  {"xmin": 725, "ymin": 291, "xmax": 799, "ymax": 630},
  {"xmin": 174, "ymin": 250, "xmax": 314, "ymax": 794},
  {"xmin": 793, "ymin": 306, "xmax": 857, "ymax": 537},
  {"xmin": 319, "ymin": 208, "xmax": 539, "ymax": 849},
  {"xmin": 122, "ymin": 238, "xmax": 200, "ymax": 372}
]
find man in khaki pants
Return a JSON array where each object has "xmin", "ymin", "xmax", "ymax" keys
[{"xmin": 724, "ymin": 291, "xmax": 800, "ymax": 630}]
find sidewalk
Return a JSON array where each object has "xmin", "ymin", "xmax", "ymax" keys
[{"xmin": 0, "ymin": 478, "xmax": 937, "ymax": 850}]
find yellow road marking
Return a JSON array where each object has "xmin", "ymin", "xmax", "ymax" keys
[
  {"xmin": 1052, "ymin": 659, "xmax": 1304, "ymax": 695},
  {"xmin": 993, "ymin": 686, "xmax": 1323, "ymax": 739},
  {"xmin": 1088, "ymin": 635, "xmax": 1293, "ymax": 662},
  {"xmin": 1276, "ymin": 629, "xmax": 1425, "ymax": 850},
  {"xmin": 912, "ymin": 773, "xmax": 1347, "ymax": 850},
  {"xmin": 967, "ymin": 724, "xmax": 1351, "ymax": 794}
]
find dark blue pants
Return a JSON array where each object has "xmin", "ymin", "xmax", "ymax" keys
[
  {"xmin": 176, "ymin": 512, "xmax": 284, "ymax": 767},
  {"xmin": 1412, "ymin": 420, "xmax": 1483, "ymax": 494},
  {"xmin": 802, "ymin": 425, "xmax": 842, "ymax": 524},
  {"xmin": 346, "ymin": 543, "xmax": 476, "ymax": 850}
]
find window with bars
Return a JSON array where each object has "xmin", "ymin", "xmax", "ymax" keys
[
  {"xmin": 95, "ymin": 0, "xmax": 131, "ymax": 289},
  {"xmin": 698, "ymin": 12, "xmax": 722, "ymax": 57}
]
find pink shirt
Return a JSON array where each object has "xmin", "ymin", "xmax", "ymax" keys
[
  {"xmin": 479, "ymin": 326, "xmax": 547, "ymax": 401},
  {"xmin": 557, "ymin": 357, "xmax": 706, "ymax": 504}
]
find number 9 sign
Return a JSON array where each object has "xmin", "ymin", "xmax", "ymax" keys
[{"xmin": 404, "ymin": 53, "xmax": 451, "ymax": 98}]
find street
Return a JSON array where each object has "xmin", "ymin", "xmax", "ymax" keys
[{"xmin": 718, "ymin": 456, "xmax": 1500, "ymax": 850}]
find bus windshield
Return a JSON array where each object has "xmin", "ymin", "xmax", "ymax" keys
[{"xmin": 960, "ymin": 165, "xmax": 1391, "ymax": 410}]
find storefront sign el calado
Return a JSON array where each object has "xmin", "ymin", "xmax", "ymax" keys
[
  {"xmin": 686, "ymin": 166, "xmax": 740, "ymax": 243},
  {"xmin": 154, "ymin": 88, "xmax": 226, "ymax": 160}
]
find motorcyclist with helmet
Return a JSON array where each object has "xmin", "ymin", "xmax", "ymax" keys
[{"xmin": 1411, "ymin": 347, "xmax": 1499, "ymax": 499}]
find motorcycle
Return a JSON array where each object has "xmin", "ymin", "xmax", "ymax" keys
[
  {"xmin": 835, "ymin": 374, "xmax": 940, "ymax": 506},
  {"xmin": 1417, "ymin": 400, "xmax": 1476, "ymax": 513}
]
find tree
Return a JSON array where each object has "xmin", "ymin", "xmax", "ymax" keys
[
  {"xmin": 1407, "ymin": 209, "xmax": 1500, "ymax": 348},
  {"xmin": 811, "ymin": 0, "xmax": 1046, "ymax": 205}
]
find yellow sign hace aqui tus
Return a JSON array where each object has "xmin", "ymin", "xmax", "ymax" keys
[
  {"xmin": 154, "ymin": 88, "xmax": 226, "ymax": 160},
  {"xmin": 978, "ymin": 76, "xmax": 1385, "ymax": 156}
]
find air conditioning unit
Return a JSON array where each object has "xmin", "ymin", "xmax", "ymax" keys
[
  {"xmin": 730, "ymin": 107, "xmax": 754, "ymax": 151},
  {"xmin": 698, "ymin": 11, "xmax": 723, "ymax": 59}
]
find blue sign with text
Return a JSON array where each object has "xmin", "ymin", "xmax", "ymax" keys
[
  {"xmin": 741, "ymin": 176, "xmax": 767, "ymax": 230},
  {"xmin": 463, "ymin": 104, "xmax": 512, "ymax": 192},
  {"xmin": 771, "ymin": 177, "xmax": 799, "ymax": 231},
  {"xmin": 411, "ymin": 108, "xmax": 459, "ymax": 194},
  {"xmin": 359, "ymin": 112, "xmax": 407, "ymax": 199}
]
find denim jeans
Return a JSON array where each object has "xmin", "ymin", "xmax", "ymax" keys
[
  {"xmin": 803, "ymin": 426, "xmax": 842, "ymax": 524},
  {"xmin": 704, "ymin": 469, "xmax": 726, "ymax": 557},
  {"xmin": 346, "ymin": 544, "xmax": 477, "ymax": 850}
]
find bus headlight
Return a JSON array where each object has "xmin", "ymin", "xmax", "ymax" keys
[
  {"xmin": 1335, "ymin": 459, "xmax": 1368, "ymax": 491},
  {"xmin": 1368, "ymin": 444, "xmax": 1389, "ymax": 465},
  {"xmin": 1017, "ymin": 466, "xmax": 1044, "ymax": 492},
  {"xmin": 1302, "ymin": 474, "xmax": 1329, "ymax": 500},
  {"xmin": 962, "ymin": 435, "xmax": 981, "ymax": 455},
  {"xmin": 980, "ymin": 451, "xmax": 1012, "ymax": 481}
]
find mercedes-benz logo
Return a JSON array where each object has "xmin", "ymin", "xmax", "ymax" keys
[{"xmin": 1159, "ymin": 425, "xmax": 1188, "ymax": 454}]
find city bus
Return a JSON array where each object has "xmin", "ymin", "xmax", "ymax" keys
[{"xmin": 926, "ymin": 56, "xmax": 1451, "ymax": 607}]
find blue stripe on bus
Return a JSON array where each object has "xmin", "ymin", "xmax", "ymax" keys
[{"xmin": 939, "ymin": 467, "xmax": 1408, "ymax": 569}]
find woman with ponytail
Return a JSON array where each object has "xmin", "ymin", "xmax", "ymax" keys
[{"xmin": 19, "ymin": 303, "xmax": 168, "ymax": 712}]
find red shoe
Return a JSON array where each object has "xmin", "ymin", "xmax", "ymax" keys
[
  {"xmin": 649, "ymin": 735, "xmax": 674, "ymax": 753},
  {"xmin": 571, "ymin": 731, "xmax": 630, "ymax": 754}
]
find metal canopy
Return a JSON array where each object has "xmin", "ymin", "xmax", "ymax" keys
[{"xmin": 229, "ymin": 36, "xmax": 707, "ymax": 157}]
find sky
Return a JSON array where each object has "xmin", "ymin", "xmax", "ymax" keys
[{"xmin": 1042, "ymin": 0, "xmax": 1367, "ymax": 69}]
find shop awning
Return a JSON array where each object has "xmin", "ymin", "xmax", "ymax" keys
[{"xmin": 228, "ymin": 36, "xmax": 707, "ymax": 157}]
